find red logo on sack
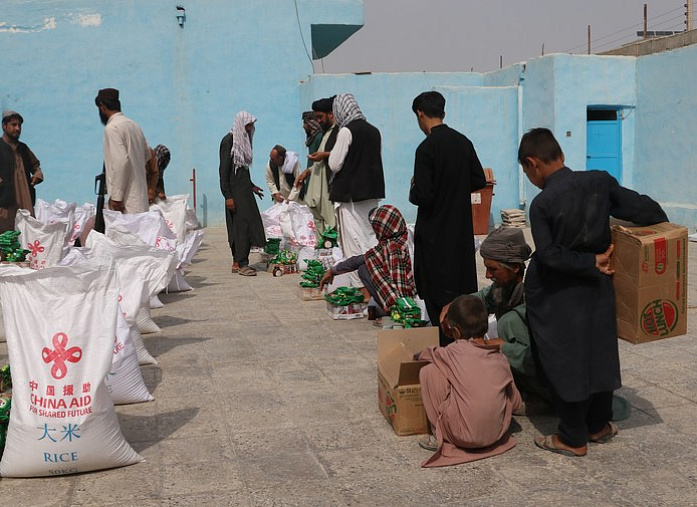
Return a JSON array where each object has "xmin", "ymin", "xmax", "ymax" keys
[
  {"xmin": 28, "ymin": 240, "xmax": 45, "ymax": 258},
  {"xmin": 41, "ymin": 332, "xmax": 83, "ymax": 380},
  {"xmin": 654, "ymin": 238, "xmax": 667, "ymax": 275},
  {"xmin": 641, "ymin": 299, "xmax": 678, "ymax": 336}
]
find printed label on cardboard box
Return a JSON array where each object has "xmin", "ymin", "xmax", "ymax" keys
[
  {"xmin": 641, "ymin": 299, "xmax": 679, "ymax": 336},
  {"xmin": 654, "ymin": 238, "xmax": 667, "ymax": 274}
]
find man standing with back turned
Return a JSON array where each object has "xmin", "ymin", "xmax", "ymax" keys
[
  {"xmin": 95, "ymin": 88, "xmax": 151, "ymax": 214},
  {"xmin": 410, "ymin": 91, "xmax": 486, "ymax": 346}
]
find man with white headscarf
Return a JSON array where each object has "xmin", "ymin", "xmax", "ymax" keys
[
  {"xmin": 265, "ymin": 144, "xmax": 301, "ymax": 202},
  {"xmin": 328, "ymin": 93, "xmax": 386, "ymax": 289},
  {"xmin": 219, "ymin": 111, "xmax": 266, "ymax": 276}
]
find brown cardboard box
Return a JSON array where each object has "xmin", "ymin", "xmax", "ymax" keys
[
  {"xmin": 612, "ymin": 222, "xmax": 688, "ymax": 343},
  {"xmin": 377, "ymin": 327, "xmax": 439, "ymax": 436},
  {"xmin": 297, "ymin": 286, "xmax": 327, "ymax": 301}
]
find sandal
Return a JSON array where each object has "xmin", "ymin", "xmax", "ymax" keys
[
  {"xmin": 231, "ymin": 263, "xmax": 240, "ymax": 273},
  {"xmin": 238, "ymin": 266, "xmax": 257, "ymax": 276},
  {"xmin": 418, "ymin": 434, "xmax": 438, "ymax": 452},
  {"xmin": 534, "ymin": 434, "xmax": 587, "ymax": 457},
  {"xmin": 589, "ymin": 422, "xmax": 619, "ymax": 444},
  {"xmin": 372, "ymin": 318, "xmax": 383, "ymax": 328}
]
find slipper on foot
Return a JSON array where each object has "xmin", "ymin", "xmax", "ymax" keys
[
  {"xmin": 418, "ymin": 434, "xmax": 438, "ymax": 452},
  {"xmin": 534, "ymin": 434, "xmax": 587, "ymax": 457},
  {"xmin": 238, "ymin": 266, "xmax": 257, "ymax": 276},
  {"xmin": 589, "ymin": 422, "xmax": 619, "ymax": 444}
]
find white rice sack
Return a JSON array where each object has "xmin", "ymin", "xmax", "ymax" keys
[
  {"xmin": 106, "ymin": 309, "xmax": 154, "ymax": 405},
  {"xmin": 150, "ymin": 194, "xmax": 188, "ymax": 242},
  {"xmin": 0, "ymin": 263, "xmax": 143, "ymax": 477},
  {"xmin": 129, "ymin": 324, "xmax": 156, "ymax": 366},
  {"xmin": 15, "ymin": 209, "xmax": 66, "ymax": 269},
  {"xmin": 59, "ymin": 244, "xmax": 159, "ymax": 367},
  {"xmin": 72, "ymin": 203, "xmax": 96, "ymax": 244},
  {"xmin": 103, "ymin": 209, "xmax": 175, "ymax": 247},
  {"xmin": 89, "ymin": 231, "xmax": 177, "ymax": 298},
  {"xmin": 185, "ymin": 208, "xmax": 200, "ymax": 232},
  {"xmin": 176, "ymin": 229, "xmax": 204, "ymax": 268},
  {"xmin": 136, "ymin": 306, "xmax": 161, "ymax": 335},
  {"xmin": 167, "ymin": 269, "xmax": 192, "ymax": 292},
  {"xmin": 149, "ymin": 295, "xmax": 164, "ymax": 309},
  {"xmin": 34, "ymin": 199, "xmax": 76, "ymax": 254}
]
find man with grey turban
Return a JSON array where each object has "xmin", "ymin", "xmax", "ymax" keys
[{"xmin": 443, "ymin": 226, "xmax": 544, "ymax": 399}]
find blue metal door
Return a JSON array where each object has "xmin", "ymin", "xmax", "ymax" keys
[{"xmin": 586, "ymin": 109, "xmax": 622, "ymax": 182}]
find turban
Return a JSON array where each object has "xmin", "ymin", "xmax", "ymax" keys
[
  {"xmin": 95, "ymin": 88, "xmax": 119, "ymax": 105},
  {"xmin": 479, "ymin": 227, "xmax": 532, "ymax": 265},
  {"xmin": 311, "ymin": 97, "xmax": 334, "ymax": 113}
]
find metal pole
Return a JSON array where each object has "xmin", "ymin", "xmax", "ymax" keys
[
  {"xmin": 644, "ymin": 4, "xmax": 648, "ymax": 39},
  {"xmin": 688, "ymin": 1, "xmax": 694, "ymax": 31},
  {"xmin": 588, "ymin": 25, "xmax": 591, "ymax": 54},
  {"xmin": 190, "ymin": 168, "xmax": 197, "ymax": 210}
]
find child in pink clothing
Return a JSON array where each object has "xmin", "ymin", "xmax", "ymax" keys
[{"xmin": 418, "ymin": 295, "xmax": 523, "ymax": 467}]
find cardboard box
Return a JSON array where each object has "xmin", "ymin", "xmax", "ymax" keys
[
  {"xmin": 297, "ymin": 286, "xmax": 327, "ymax": 301},
  {"xmin": 377, "ymin": 327, "xmax": 439, "ymax": 436},
  {"xmin": 326, "ymin": 301, "xmax": 365, "ymax": 320},
  {"xmin": 612, "ymin": 222, "xmax": 688, "ymax": 343}
]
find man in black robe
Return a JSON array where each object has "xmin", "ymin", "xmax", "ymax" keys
[
  {"xmin": 219, "ymin": 111, "xmax": 265, "ymax": 276},
  {"xmin": 409, "ymin": 91, "xmax": 487, "ymax": 346},
  {"xmin": 520, "ymin": 128, "xmax": 667, "ymax": 457}
]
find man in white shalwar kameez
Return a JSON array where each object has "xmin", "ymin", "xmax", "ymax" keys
[{"xmin": 96, "ymin": 88, "xmax": 150, "ymax": 214}]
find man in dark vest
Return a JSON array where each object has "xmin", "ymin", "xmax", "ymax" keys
[
  {"xmin": 409, "ymin": 91, "xmax": 486, "ymax": 346},
  {"xmin": 328, "ymin": 93, "xmax": 385, "ymax": 288},
  {"xmin": 0, "ymin": 110, "xmax": 44, "ymax": 232}
]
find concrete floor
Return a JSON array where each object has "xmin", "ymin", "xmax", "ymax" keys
[{"xmin": 1, "ymin": 225, "xmax": 696, "ymax": 506}]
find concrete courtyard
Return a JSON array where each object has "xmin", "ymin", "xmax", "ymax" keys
[{"xmin": 1, "ymin": 225, "xmax": 696, "ymax": 506}]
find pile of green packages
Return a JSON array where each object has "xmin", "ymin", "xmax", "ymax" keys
[
  {"xmin": 299, "ymin": 259, "xmax": 326, "ymax": 288},
  {"xmin": 390, "ymin": 297, "xmax": 428, "ymax": 328},
  {"xmin": 317, "ymin": 226, "xmax": 338, "ymax": 249},
  {"xmin": 0, "ymin": 364, "xmax": 11, "ymax": 451},
  {"xmin": 269, "ymin": 249, "xmax": 297, "ymax": 265},
  {"xmin": 0, "ymin": 231, "xmax": 30, "ymax": 262},
  {"xmin": 264, "ymin": 237, "xmax": 282, "ymax": 255},
  {"xmin": 325, "ymin": 286, "xmax": 364, "ymax": 306}
]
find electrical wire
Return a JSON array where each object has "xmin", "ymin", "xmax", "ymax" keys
[
  {"xmin": 563, "ymin": 4, "xmax": 686, "ymax": 53},
  {"xmin": 293, "ymin": 0, "xmax": 314, "ymax": 65}
]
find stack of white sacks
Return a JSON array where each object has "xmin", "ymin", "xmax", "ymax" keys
[{"xmin": 0, "ymin": 196, "xmax": 203, "ymax": 477}]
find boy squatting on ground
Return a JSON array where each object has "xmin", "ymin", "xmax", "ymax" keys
[
  {"xmin": 416, "ymin": 295, "xmax": 523, "ymax": 467},
  {"xmin": 519, "ymin": 128, "xmax": 667, "ymax": 457}
]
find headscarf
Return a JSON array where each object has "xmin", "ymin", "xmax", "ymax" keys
[
  {"xmin": 479, "ymin": 226, "xmax": 532, "ymax": 265},
  {"xmin": 302, "ymin": 111, "xmax": 322, "ymax": 147},
  {"xmin": 281, "ymin": 151, "xmax": 298, "ymax": 175},
  {"xmin": 154, "ymin": 144, "xmax": 171, "ymax": 172},
  {"xmin": 231, "ymin": 111, "xmax": 256, "ymax": 167},
  {"xmin": 364, "ymin": 205, "xmax": 416, "ymax": 311},
  {"xmin": 479, "ymin": 227, "xmax": 531, "ymax": 318},
  {"xmin": 332, "ymin": 93, "xmax": 366, "ymax": 129}
]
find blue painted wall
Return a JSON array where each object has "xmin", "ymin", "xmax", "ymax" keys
[
  {"xmin": 635, "ymin": 43, "xmax": 697, "ymax": 228},
  {"xmin": 2, "ymin": 1, "xmax": 694, "ymax": 229},
  {"xmin": 0, "ymin": 0, "xmax": 363, "ymax": 226}
]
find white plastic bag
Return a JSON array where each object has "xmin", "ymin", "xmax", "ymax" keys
[
  {"xmin": 15, "ymin": 209, "xmax": 66, "ymax": 270},
  {"xmin": 103, "ymin": 209, "xmax": 175, "ymax": 248},
  {"xmin": 136, "ymin": 306, "xmax": 161, "ymax": 334},
  {"xmin": 286, "ymin": 202, "xmax": 317, "ymax": 248},
  {"xmin": 149, "ymin": 295, "xmax": 164, "ymax": 309},
  {"xmin": 0, "ymin": 262, "xmax": 143, "ymax": 477}
]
